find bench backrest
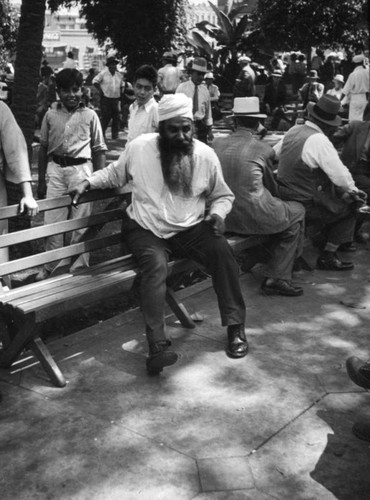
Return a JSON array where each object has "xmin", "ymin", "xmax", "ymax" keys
[{"xmin": 0, "ymin": 189, "xmax": 130, "ymax": 278}]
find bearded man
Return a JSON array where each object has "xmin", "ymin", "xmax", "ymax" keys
[{"xmin": 71, "ymin": 94, "xmax": 248, "ymax": 374}]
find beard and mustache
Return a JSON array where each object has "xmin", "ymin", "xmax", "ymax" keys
[{"xmin": 157, "ymin": 131, "xmax": 195, "ymax": 197}]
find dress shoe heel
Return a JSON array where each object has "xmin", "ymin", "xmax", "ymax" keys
[{"xmin": 226, "ymin": 324, "xmax": 248, "ymax": 358}]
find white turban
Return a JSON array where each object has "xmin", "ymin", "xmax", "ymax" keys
[{"xmin": 158, "ymin": 94, "xmax": 193, "ymax": 122}]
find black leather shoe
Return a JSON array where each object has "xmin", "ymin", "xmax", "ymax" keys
[
  {"xmin": 346, "ymin": 356, "xmax": 370, "ymax": 390},
  {"xmin": 261, "ymin": 278, "xmax": 303, "ymax": 297},
  {"xmin": 226, "ymin": 325, "xmax": 248, "ymax": 358},
  {"xmin": 146, "ymin": 341, "xmax": 178, "ymax": 375},
  {"xmin": 338, "ymin": 242, "xmax": 357, "ymax": 252},
  {"xmin": 316, "ymin": 253, "xmax": 354, "ymax": 271},
  {"xmin": 352, "ymin": 421, "xmax": 370, "ymax": 443}
]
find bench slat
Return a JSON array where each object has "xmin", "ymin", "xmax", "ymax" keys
[
  {"xmin": 0, "ymin": 232, "xmax": 123, "ymax": 276},
  {"xmin": 6, "ymin": 260, "xmax": 137, "ymax": 308},
  {"xmin": 0, "ymin": 189, "xmax": 128, "ymax": 220},
  {"xmin": 0, "ymin": 208, "xmax": 125, "ymax": 248}
]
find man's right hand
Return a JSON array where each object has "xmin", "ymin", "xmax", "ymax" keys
[{"xmin": 69, "ymin": 180, "xmax": 90, "ymax": 206}]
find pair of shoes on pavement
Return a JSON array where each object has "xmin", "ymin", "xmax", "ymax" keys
[
  {"xmin": 316, "ymin": 252, "xmax": 354, "ymax": 271},
  {"xmin": 261, "ymin": 278, "xmax": 303, "ymax": 297}
]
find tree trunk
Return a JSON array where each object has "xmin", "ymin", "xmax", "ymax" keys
[{"xmin": 12, "ymin": 0, "xmax": 46, "ymax": 155}]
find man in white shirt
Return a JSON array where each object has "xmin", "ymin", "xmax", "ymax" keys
[
  {"xmin": 126, "ymin": 65, "xmax": 159, "ymax": 144},
  {"xmin": 71, "ymin": 94, "xmax": 248, "ymax": 374},
  {"xmin": 176, "ymin": 57, "xmax": 213, "ymax": 144},
  {"xmin": 341, "ymin": 54, "xmax": 370, "ymax": 122},
  {"xmin": 93, "ymin": 56, "xmax": 123, "ymax": 139},
  {"xmin": 157, "ymin": 51, "xmax": 183, "ymax": 95},
  {"xmin": 275, "ymin": 94, "xmax": 367, "ymax": 271}
]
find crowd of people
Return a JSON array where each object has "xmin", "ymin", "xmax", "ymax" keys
[{"xmin": 1, "ymin": 48, "xmax": 370, "ymax": 443}]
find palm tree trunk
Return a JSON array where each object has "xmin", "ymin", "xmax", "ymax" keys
[
  {"xmin": 9, "ymin": 0, "xmax": 45, "ymax": 257},
  {"xmin": 12, "ymin": 0, "xmax": 46, "ymax": 154}
]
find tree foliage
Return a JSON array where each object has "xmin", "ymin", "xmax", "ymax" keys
[
  {"xmin": 63, "ymin": 0, "xmax": 188, "ymax": 73},
  {"xmin": 254, "ymin": 0, "xmax": 368, "ymax": 54},
  {"xmin": 188, "ymin": 1, "xmax": 254, "ymax": 91},
  {"xmin": 0, "ymin": 0, "xmax": 20, "ymax": 70}
]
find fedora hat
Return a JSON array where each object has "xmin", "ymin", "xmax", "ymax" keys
[
  {"xmin": 271, "ymin": 69, "xmax": 283, "ymax": 77},
  {"xmin": 307, "ymin": 94, "xmax": 342, "ymax": 126},
  {"xmin": 333, "ymin": 74, "xmax": 344, "ymax": 83},
  {"xmin": 228, "ymin": 97, "xmax": 267, "ymax": 118},
  {"xmin": 191, "ymin": 57, "xmax": 207, "ymax": 73},
  {"xmin": 163, "ymin": 51, "xmax": 177, "ymax": 62},
  {"xmin": 238, "ymin": 55, "xmax": 251, "ymax": 63},
  {"xmin": 308, "ymin": 70, "xmax": 319, "ymax": 79}
]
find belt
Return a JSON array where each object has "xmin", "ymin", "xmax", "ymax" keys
[{"xmin": 52, "ymin": 155, "xmax": 90, "ymax": 167}]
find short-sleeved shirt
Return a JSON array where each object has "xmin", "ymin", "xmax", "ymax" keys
[
  {"xmin": 40, "ymin": 102, "xmax": 107, "ymax": 158},
  {"xmin": 92, "ymin": 68, "xmax": 123, "ymax": 98}
]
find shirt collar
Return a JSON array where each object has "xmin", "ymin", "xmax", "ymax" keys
[
  {"xmin": 133, "ymin": 96, "xmax": 156, "ymax": 111},
  {"xmin": 305, "ymin": 120, "xmax": 323, "ymax": 133},
  {"xmin": 57, "ymin": 101, "xmax": 85, "ymax": 112}
]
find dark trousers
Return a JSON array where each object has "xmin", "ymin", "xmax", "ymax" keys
[
  {"xmin": 194, "ymin": 120, "xmax": 208, "ymax": 144},
  {"xmin": 122, "ymin": 217, "xmax": 246, "ymax": 346},
  {"xmin": 304, "ymin": 201, "xmax": 356, "ymax": 246},
  {"xmin": 265, "ymin": 219, "xmax": 305, "ymax": 280},
  {"xmin": 101, "ymin": 96, "xmax": 120, "ymax": 139}
]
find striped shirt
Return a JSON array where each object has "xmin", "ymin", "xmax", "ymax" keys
[{"xmin": 40, "ymin": 103, "xmax": 107, "ymax": 158}]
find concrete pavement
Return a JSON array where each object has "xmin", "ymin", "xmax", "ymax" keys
[{"xmin": 1, "ymin": 236, "xmax": 370, "ymax": 499}]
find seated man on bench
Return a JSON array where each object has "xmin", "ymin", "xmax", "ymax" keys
[
  {"xmin": 213, "ymin": 97, "xmax": 305, "ymax": 297},
  {"xmin": 71, "ymin": 93, "xmax": 248, "ymax": 374}
]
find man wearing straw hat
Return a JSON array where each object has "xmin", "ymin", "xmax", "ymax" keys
[
  {"xmin": 71, "ymin": 93, "xmax": 248, "ymax": 374},
  {"xmin": 213, "ymin": 97, "xmax": 305, "ymax": 297}
]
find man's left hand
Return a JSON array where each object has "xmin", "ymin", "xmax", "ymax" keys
[{"xmin": 205, "ymin": 213, "xmax": 225, "ymax": 237}]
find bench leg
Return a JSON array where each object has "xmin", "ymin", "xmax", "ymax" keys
[
  {"xmin": 166, "ymin": 287, "xmax": 196, "ymax": 329},
  {"xmin": 29, "ymin": 337, "xmax": 66, "ymax": 388},
  {"xmin": 0, "ymin": 312, "xmax": 66, "ymax": 388}
]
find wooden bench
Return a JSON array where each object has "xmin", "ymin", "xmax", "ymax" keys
[{"xmin": 0, "ymin": 190, "xmax": 268, "ymax": 388}]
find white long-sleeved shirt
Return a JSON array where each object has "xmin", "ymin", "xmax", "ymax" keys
[
  {"xmin": 126, "ymin": 97, "xmax": 159, "ymax": 144},
  {"xmin": 88, "ymin": 133, "xmax": 234, "ymax": 238},
  {"xmin": 273, "ymin": 121, "xmax": 357, "ymax": 192},
  {"xmin": 342, "ymin": 66, "xmax": 370, "ymax": 97}
]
